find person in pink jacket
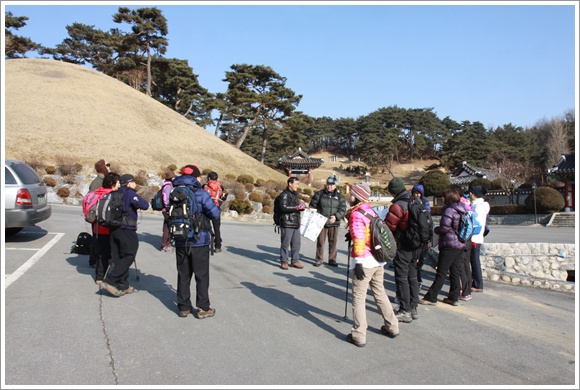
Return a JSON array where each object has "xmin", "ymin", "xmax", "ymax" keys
[{"xmin": 345, "ymin": 183, "xmax": 399, "ymax": 348}]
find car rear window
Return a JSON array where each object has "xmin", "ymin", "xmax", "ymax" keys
[
  {"xmin": 5, "ymin": 167, "xmax": 17, "ymax": 184},
  {"xmin": 9, "ymin": 162, "xmax": 41, "ymax": 185}
]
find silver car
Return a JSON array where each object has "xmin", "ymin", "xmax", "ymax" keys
[{"xmin": 4, "ymin": 159, "xmax": 52, "ymax": 235}]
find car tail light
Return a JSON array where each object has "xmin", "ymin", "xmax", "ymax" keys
[{"xmin": 16, "ymin": 189, "xmax": 32, "ymax": 205}]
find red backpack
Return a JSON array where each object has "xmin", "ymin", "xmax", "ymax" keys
[
  {"xmin": 82, "ymin": 188, "xmax": 111, "ymax": 223},
  {"xmin": 204, "ymin": 180, "xmax": 223, "ymax": 207}
]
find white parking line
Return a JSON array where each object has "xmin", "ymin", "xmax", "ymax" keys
[{"xmin": 4, "ymin": 233, "xmax": 65, "ymax": 288}]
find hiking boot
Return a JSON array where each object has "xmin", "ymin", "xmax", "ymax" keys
[
  {"xmin": 314, "ymin": 261, "xmax": 323, "ymax": 267},
  {"xmin": 291, "ymin": 262, "xmax": 304, "ymax": 269},
  {"xmin": 346, "ymin": 333, "xmax": 365, "ymax": 347},
  {"xmin": 395, "ymin": 309, "xmax": 412, "ymax": 323},
  {"xmin": 122, "ymin": 286, "xmax": 135, "ymax": 294},
  {"xmin": 178, "ymin": 309, "xmax": 191, "ymax": 318},
  {"xmin": 443, "ymin": 298, "xmax": 459, "ymax": 306},
  {"xmin": 459, "ymin": 294, "xmax": 472, "ymax": 301},
  {"xmin": 100, "ymin": 281, "xmax": 125, "ymax": 297},
  {"xmin": 328, "ymin": 260, "xmax": 338, "ymax": 267},
  {"xmin": 411, "ymin": 308, "xmax": 419, "ymax": 320},
  {"xmin": 197, "ymin": 307, "xmax": 216, "ymax": 319},
  {"xmin": 380, "ymin": 325, "xmax": 399, "ymax": 339},
  {"xmin": 419, "ymin": 298, "xmax": 437, "ymax": 306},
  {"xmin": 215, "ymin": 248, "xmax": 222, "ymax": 253},
  {"xmin": 280, "ymin": 262, "xmax": 289, "ymax": 270},
  {"xmin": 472, "ymin": 287, "xmax": 483, "ymax": 293}
]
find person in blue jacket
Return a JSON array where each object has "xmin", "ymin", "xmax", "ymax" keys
[
  {"xmin": 101, "ymin": 173, "xmax": 149, "ymax": 297},
  {"xmin": 173, "ymin": 164, "xmax": 221, "ymax": 319}
]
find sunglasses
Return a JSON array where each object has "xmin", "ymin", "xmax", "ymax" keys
[{"xmin": 105, "ymin": 163, "xmax": 111, "ymax": 167}]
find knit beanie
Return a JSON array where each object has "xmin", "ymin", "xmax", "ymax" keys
[
  {"xmin": 94, "ymin": 159, "xmax": 108, "ymax": 175},
  {"xmin": 350, "ymin": 183, "xmax": 371, "ymax": 202},
  {"xmin": 326, "ymin": 174, "xmax": 338, "ymax": 185},
  {"xmin": 387, "ymin": 177, "xmax": 406, "ymax": 195}
]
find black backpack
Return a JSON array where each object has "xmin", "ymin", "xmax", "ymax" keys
[
  {"xmin": 71, "ymin": 232, "xmax": 92, "ymax": 255},
  {"xmin": 150, "ymin": 182, "xmax": 171, "ymax": 211},
  {"xmin": 273, "ymin": 193, "xmax": 282, "ymax": 233},
  {"xmin": 97, "ymin": 190, "xmax": 136, "ymax": 228},
  {"xmin": 356, "ymin": 208, "xmax": 397, "ymax": 262},
  {"xmin": 404, "ymin": 195, "xmax": 433, "ymax": 249},
  {"xmin": 168, "ymin": 184, "xmax": 201, "ymax": 242}
]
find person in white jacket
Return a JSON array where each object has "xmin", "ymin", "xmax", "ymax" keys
[{"xmin": 468, "ymin": 186, "xmax": 490, "ymax": 292}]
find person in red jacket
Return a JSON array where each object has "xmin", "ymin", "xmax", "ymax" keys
[{"xmin": 203, "ymin": 171, "xmax": 226, "ymax": 253}]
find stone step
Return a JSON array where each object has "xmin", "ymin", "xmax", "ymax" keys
[{"xmin": 549, "ymin": 213, "xmax": 576, "ymax": 227}]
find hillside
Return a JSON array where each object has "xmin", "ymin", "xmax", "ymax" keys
[{"xmin": 4, "ymin": 58, "xmax": 438, "ymax": 187}]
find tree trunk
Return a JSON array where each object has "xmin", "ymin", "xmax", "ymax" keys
[
  {"xmin": 146, "ymin": 42, "xmax": 152, "ymax": 97},
  {"xmin": 235, "ymin": 117, "xmax": 258, "ymax": 149}
]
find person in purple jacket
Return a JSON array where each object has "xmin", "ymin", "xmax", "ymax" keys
[
  {"xmin": 419, "ymin": 186, "xmax": 467, "ymax": 307},
  {"xmin": 100, "ymin": 173, "xmax": 150, "ymax": 298}
]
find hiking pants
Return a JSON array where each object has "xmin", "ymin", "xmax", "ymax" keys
[
  {"xmin": 161, "ymin": 210, "xmax": 172, "ymax": 249},
  {"xmin": 95, "ymin": 233, "xmax": 111, "ymax": 282},
  {"xmin": 459, "ymin": 245, "xmax": 473, "ymax": 296},
  {"xmin": 280, "ymin": 227, "xmax": 301, "ymax": 264},
  {"xmin": 470, "ymin": 243, "xmax": 484, "ymax": 290},
  {"xmin": 106, "ymin": 228, "xmax": 139, "ymax": 291},
  {"xmin": 315, "ymin": 226, "xmax": 339, "ymax": 263},
  {"xmin": 211, "ymin": 217, "xmax": 222, "ymax": 249},
  {"xmin": 175, "ymin": 245, "xmax": 211, "ymax": 312},
  {"xmin": 424, "ymin": 247, "xmax": 462, "ymax": 302},
  {"xmin": 351, "ymin": 265, "xmax": 399, "ymax": 345},
  {"xmin": 393, "ymin": 247, "xmax": 419, "ymax": 312}
]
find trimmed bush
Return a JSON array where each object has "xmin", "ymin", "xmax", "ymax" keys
[
  {"xmin": 262, "ymin": 205, "xmax": 273, "ymax": 214},
  {"xmin": 57, "ymin": 187, "xmax": 70, "ymax": 198},
  {"xmin": 524, "ymin": 186, "xmax": 565, "ymax": 214},
  {"xmin": 249, "ymin": 192, "xmax": 263, "ymax": 203},
  {"xmin": 43, "ymin": 177, "xmax": 57, "ymax": 187},
  {"xmin": 45, "ymin": 165, "xmax": 56, "ymax": 174},
  {"xmin": 237, "ymin": 174, "xmax": 254, "ymax": 185},
  {"xmin": 135, "ymin": 169, "xmax": 148, "ymax": 186},
  {"xmin": 420, "ymin": 170, "xmax": 450, "ymax": 197},
  {"xmin": 56, "ymin": 155, "xmax": 82, "ymax": 175},
  {"xmin": 229, "ymin": 199, "xmax": 253, "ymax": 214}
]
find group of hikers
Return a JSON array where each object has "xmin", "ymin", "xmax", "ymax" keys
[{"xmin": 82, "ymin": 160, "xmax": 490, "ymax": 346}]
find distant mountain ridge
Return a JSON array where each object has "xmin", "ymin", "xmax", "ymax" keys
[{"xmin": 4, "ymin": 58, "xmax": 288, "ymax": 182}]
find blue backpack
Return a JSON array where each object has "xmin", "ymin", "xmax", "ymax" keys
[
  {"xmin": 167, "ymin": 184, "xmax": 200, "ymax": 242},
  {"xmin": 456, "ymin": 210, "xmax": 476, "ymax": 243}
]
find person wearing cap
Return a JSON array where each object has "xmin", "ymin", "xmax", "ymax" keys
[
  {"xmin": 468, "ymin": 185, "xmax": 490, "ymax": 293},
  {"xmin": 345, "ymin": 183, "xmax": 399, "ymax": 347},
  {"xmin": 309, "ymin": 174, "xmax": 347, "ymax": 267},
  {"xmin": 278, "ymin": 176, "xmax": 306, "ymax": 270},
  {"xmin": 160, "ymin": 170, "xmax": 176, "ymax": 252},
  {"xmin": 88, "ymin": 159, "xmax": 111, "ymax": 268},
  {"xmin": 385, "ymin": 177, "xmax": 419, "ymax": 323},
  {"xmin": 410, "ymin": 183, "xmax": 432, "ymax": 291},
  {"xmin": 171, "ymin": 165, "xmax": 221, "ymax": 319},
  {"xmin": 100, "ymin": 173, "xmax": 150, "ymax": 298}
]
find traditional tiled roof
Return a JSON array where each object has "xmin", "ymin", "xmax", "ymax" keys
[
  {"xmin": 449, "ymin": 161, "xmax": 511, "ymax": 188},
  {"xmin": 278, "ymin": 148, "xmax": 324, "ymax": 169},
  {"xmin": 547, "ymin": 154, "xmax": 575, "ymax": 180}
]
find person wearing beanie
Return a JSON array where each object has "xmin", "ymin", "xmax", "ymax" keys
[
  {"xmin": 171, "ymin": 164, "xmax": 221, "ymax": 319},
  {"xmin": 100, "ymin": 172, "xmax": 150, "ymax": 298},
  {"xmin": 468, "ymin": 185, "xmax": 490, "ymax": 293},
  {"xmin": 278, "ymin": 176, "xmax": 306, "ymax": 270},
  {"xmin": 385, "ymin": 177, "xmax": 419, "ymax": 323},
  {"xmin": 88, "ymin": 159, "xmax": 111, "ymax": 268},
  {"xmin": 345, "ymin": 182, "xmax": 399, "ymax": 347},
  {"xmin": 309, "ymin": 174, "xmax": 346, "ymax": 267},
  {"xmin": 203, "ymin": 171, "xmax": 226, "ymax": 253},
  {"xmin": 160, "ymin": 170, "xmax": 177, "ymax": 252},
  {"xmin": 410, "ymin": 183, "xmax": 432, "ymax": 293}
]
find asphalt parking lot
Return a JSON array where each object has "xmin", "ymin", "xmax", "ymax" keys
[{"xmin": 2, "ymin": 204, "xmax": 577, "ymax": 387}]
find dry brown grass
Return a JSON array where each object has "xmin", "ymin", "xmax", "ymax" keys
[{"xmin": 4, "ymin": 58, "xmax": 439, "ymax": 188}]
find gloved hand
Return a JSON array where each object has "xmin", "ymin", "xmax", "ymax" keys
[
  {"xmin": 296, "ymin": 203, "xmax": 306, "ymax": 211},
  {"xmin": 354, "ymin": 263, "xmax": 366, "ymax": 280},
  {"xmin": 344, "ymin": 232, "xmax": 352, "ymax": 242}
]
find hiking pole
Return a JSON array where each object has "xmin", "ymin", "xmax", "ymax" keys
[
  {"xmin": 133, "ymin": 259, "xmax": 140, "ymax": 282},
  {"xmin": 343, "ymin": 239, "xmax": 352, "ymax": 321}
]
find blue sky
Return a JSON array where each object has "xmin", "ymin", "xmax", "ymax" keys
[{"xmin": 3, "ymin": 1, "xmax": 578, "ymax": 130}]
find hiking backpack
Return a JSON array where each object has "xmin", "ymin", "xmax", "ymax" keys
[
  {"xmin": 456, "ymin": 210, "xmax": 479, "ymax": 243},
  {"xmin": 151, "ymin": 182, "xmax": 172, "ymax": 211},
  {"xmin": 204, "ymin": 180, "xmax": 224, "ymax": 206},
  {"xmin": 82, "ymin": 190, "xmax": 102, "ymax": 223},
  {"xmin": 71, "ymin": 232, "xmax": 92, "ymax": 255},
  {"xmin": 97, "ymin": 190, "xmax": 135, "ymax": 228},
  {"xmin": 404, "ymin": 195, "xmax": 434, "ymax": 249},
  {"xmin": 356, "ymin": 208, "xmax": 397, "ymax": 262},
  {"xmin": 168, "ymin": 184, "xmax": 201, "ymax": 242}
]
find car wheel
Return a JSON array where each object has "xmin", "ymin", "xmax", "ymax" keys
[{"xmin": 6, "ymin": 227, "xmax": 24, "ymax": 235}]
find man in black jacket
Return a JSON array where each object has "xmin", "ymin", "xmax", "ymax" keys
[
  {"xmin": 309, "ymin": 174, "xmax": 347, "ymax": 267},
  {"xmin": 278, "ymin": 177, "xmax": 306, "ymax": 270}
]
